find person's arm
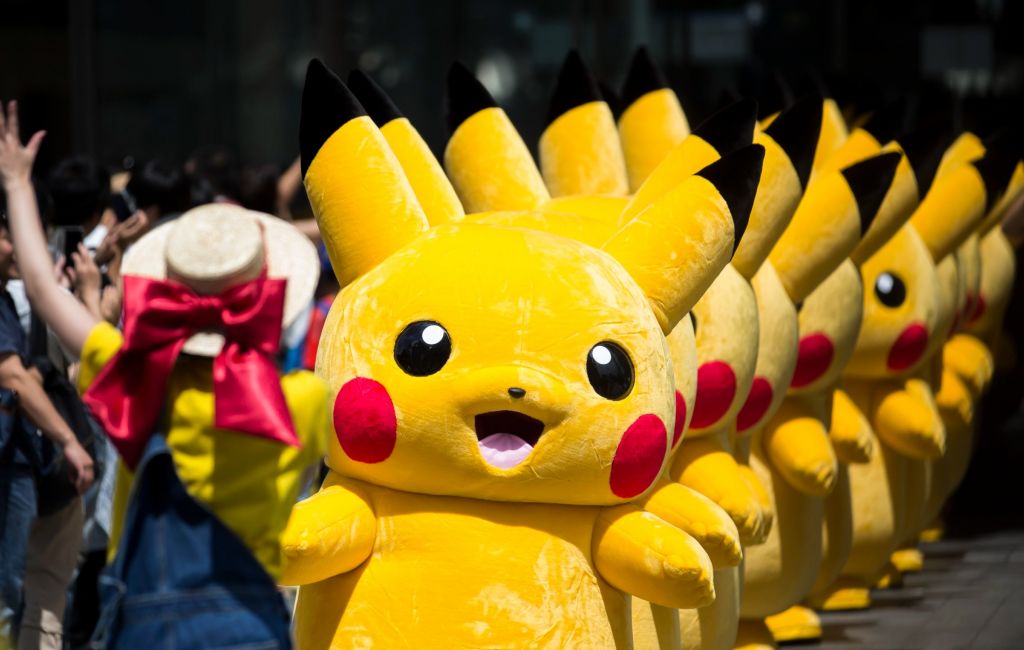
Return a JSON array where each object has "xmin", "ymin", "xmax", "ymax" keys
[
  {"xmin": 0, "ymin": 100, "xmax": 98, "ymax": 357},
  {"xmin": 276, "ymin": 157, "xmax": 302, "ymax": 219},
  {"xmin": 0, "ymin": 352, "xmax": 94, "ymax": 492}
]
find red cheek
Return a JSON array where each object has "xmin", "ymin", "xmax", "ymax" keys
[
  {"xmin": 887, "ymin": 322, "xmax": 929, "ymax": 372},
  {"xmin": 672, "ymin": 391, "xmax": 687, "ymax": 448},
  {"xmin": 333, "ymin": 377, "xmax": 397, "ymax": 463},
  {"xmin": 791, "ymin": 333, "xmax": 835, "ymax": 388},
  {"xmin": 736, "ymin": 376, "xmax": 773, "ymax": 433},
  {"xmin": 969, "ymin": 293, "xmax": 986, "ymax": 324},
  {"xmin": 690, "ymin": 361, "xmax": 737, "ymax": 429},
  {"xmin": 610, "ymin": 414, "xmax": 668, "ymax": 499}
]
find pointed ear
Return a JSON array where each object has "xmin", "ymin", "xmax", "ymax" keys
[
  {"xmin": 979, "ymin": 159, "xmax": 1024, "ymax": 235},
  {"xmin": 348, "ymin": 69, "xmax": 464, "ymax": 225},
  {"xmin": 770, "ymin": 152, "xmax": 899, "ymax": 302},
  {"xmin": 621, "ymin": 99, "xmax": 757, "ymax": 222},
  {"xmin": 603, "ymin": 145, "xmax": 764, "ymax": 334},
  {"xmin": 933, "ymin": 131, "xmax": 985, "ymax": 183},
  {"xmin": 843, "ymin": 152, "xmax": 902, "ymax": 238},
  {"xmin": 811, "ymin": 97, "xmax": 850, "ymax": 174},
  {"xmin": 300, "ymin": 59, "xmax": 429, "ymax": 288},
  {"xmin": 733, "ymin": 95, "xmax": 823, "ymax": 278},
  {"xmin": 443, "ymin": 62, "xmax": 549, "ymax": 212},
  {"xmin": 895, "ymin": 123, "xmax": 953, "ymax": 198},
  {"xmin": 860, "ymin": 99, "xmax": 909, "ymax": 146},
  {"xmin": 618, "ymin": 47, "xmax": 691, "ymax": 191},
  {"xmin": 538, "ymin": 50, "xmax": 629, "ymax": 197},
  {"xmin": 849, "ymin": 146, "xmax": 919, "ymax": 264},
  {"xmin": 910, "ymin": 150, "xmax": 1015, "ymax": 261}
]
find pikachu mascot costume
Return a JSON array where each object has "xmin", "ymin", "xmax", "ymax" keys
[
  {"xmin": 439, "ymin": 50, "xmax": 756, "ymax": 649},
  {"xmin": 735, "ymin": 102, "xmax": 905, "ymax": 646},
  {"xmin": 763, "ymin": 114, "xmax": 962, "ymax": 642},
  {"xmin": 610, "ymin": 50, "xmax": 829, "ymax": 649},
  {"xmin": 813, "ymin": 135, "xmax": 1016, "ymax": 608},
  {"xmin": 283, "ymin": 58, "xmax": 765, "ymax": 649},
  {"xmin": 922, "ymin": 142, "xmax": 1024, "ymax": 543}
]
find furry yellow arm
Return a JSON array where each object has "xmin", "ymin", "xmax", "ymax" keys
[
  {"xmin": 935, "ymin": 366, "xmax": 973, "ymax": 429},
  {"xmin": 830, "ymin": 387, "xmax": 874, "ymax": 464},
  {"xmin": 763, "ymin": 402, "xmax": 838, "ymax": 496},
  {"xmin": 638, "ymin": 481, "xmax": 743, "ymax": 568},
  {"xmin": 872, "ymin": 379, "xmax": 945, "ymax": 459},
  {"xmin": 670, "ymin": 437, "xmax": 770, "ymax": 545},
  {"xmin": 943, "ymin": 334, "xmax": 994, "ymax": 399},
  {"xmin": 280, "ymin": 482, "xmax": 376, "ymax": 586},
  {"xmin": 592, "ymin": 505, "xmax": 715, "ymax": 609}
]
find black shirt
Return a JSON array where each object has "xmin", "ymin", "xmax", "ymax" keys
[{"xmin": 0, "ymin": 288, "xmax": 35, "ymax": 466}]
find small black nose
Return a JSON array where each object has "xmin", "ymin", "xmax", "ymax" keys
[{"xmin": 508, "ymin": 387, "xmax": 526, "ymax": 399}]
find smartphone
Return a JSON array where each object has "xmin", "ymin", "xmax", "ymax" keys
[
  {"xmin": 60, "ymin": 227, "xmax": 85, "ymax": 260},
  {"xmin": 110, "ymin": 190, "xmax": 137, "ymax": 222}
]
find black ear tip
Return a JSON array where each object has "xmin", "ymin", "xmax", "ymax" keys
[
  {"xmin": 692, "ymin": 98, "xmax": 758, "ymax": 157},
  {"xmin": 696, "ymin": 144, "xmax": 766, "ymax": 250},
  {"xmin": 897, "ymin": 124, "xmax": 954, "ymax": 197},
  {"xmin": 841, "ymin": 151, "xmax": 902, "ymax": 235},
  {"xmin": 306, "ymin": 58, "xmax": 330, "ymax": 81},
  {"xmin": 972, "ymin": 150, "xmax": 1020, "ymax": 212},
  {"xmin": 300, "ymin": 59, "xmax": 366, "ymax": 178},
  {"xmin": 697, "ymin": 98, "xmax": 758, "ymax": 149},
  {"xmin": 565, "ymin": 48, "xmax": 586, "ymax": 69},
  {"xmin": 445, "ymin": 61, "xmax": 498, "ymax": 136},
  {"xmin": 620, "ymin": 45, "xmax": 669, "ymax": 110},
  {"xmin": 862, "ymin": 98, "xmax": 909, "ymax": 145},
  {"xmin": 545, "ymin": 49, "xmax": 601, "ymax": 127},
  {"xmin": 346, "ymin": 69, "xmax": 404, "ymax": 127},
  {"xmin": 764, "ymin": 93, "xmax": 824, "ymax": 190}
]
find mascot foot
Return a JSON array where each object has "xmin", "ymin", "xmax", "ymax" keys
[
  {"xmin": 890, "ymin": 547, "xmax": 924, "ymax": 573},
  {"xmin": 919, "ymin": 523, "xmax": 944, "ymax": 543},
  {"xmin": 811, "ymin": 576, "xmax": 872, "ymax": 611},
  {"xmin": 734, "ymin": 618, "xmax": 776, "ymax": 650},
  {"xmin": 765, "ymin": 605, "xmax": 822, "ymax": 643},
  {"xmin": 874, "ymin": 561, "xmax": 904, "ymax": 589}
]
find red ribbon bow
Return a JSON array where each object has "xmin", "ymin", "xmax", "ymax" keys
[{"xmin": 83, "ymin": 272, "xmax": 300, "ymax": 469}]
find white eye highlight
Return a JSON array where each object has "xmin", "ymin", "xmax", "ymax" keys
[
  {"xmin": 422, "ymin": 324, "xmax": 446, "ymax": 345},
  {"xmin": 876, "ymin": 273, "xmax": 895, "ymax": 294},
  {"xmin": 591, "ymin": 345, "xmax": 613, "ymax": 365}
]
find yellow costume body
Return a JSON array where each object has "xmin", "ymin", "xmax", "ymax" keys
[{"xmin": 284, "ymin": 59, "xmax": 766, "ymax": 648}]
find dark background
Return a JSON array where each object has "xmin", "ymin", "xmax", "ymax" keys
[{"xmin": 2, "ymin": 0, "xmax": 1021, "ymax": 196}]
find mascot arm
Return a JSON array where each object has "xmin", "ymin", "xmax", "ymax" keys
[
  {"xmin": 871, "ymin": 379, "xmax": 945, "ymax": 460},
  {"xmin": 735, "ymin": 462, "xmax": 773, "ymax": 536},
  {"xmin": 639, "ymin": 480, "xmax": 742, "ymax": 568},
  {"xmin": 935, "ymin": 366, "xmax": 974, "ymax": 429},
  {"xmin": 280, "ymin": 483, "xmax": 377, "ymax": 586},
  {"xmin": 943, "ymin": 334, "xmax": 994, "ymax": 399},
  {"xmin": 592, "ymin": 504, "xmax": 715, "ymax": 609},
  {"xmin": 670, "ymin": 437, "xmax": 769, "ymax": 545},
  {"xmin": 763, "ymin": 405, "xmax": 838, "ymax": 496},
  {"xmin": 829, "ymin": 387, "xmax": 875, "ymax": 464}
]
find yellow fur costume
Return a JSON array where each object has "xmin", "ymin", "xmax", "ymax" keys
[
  {"xmin": 282, "ymin": 58, "xmax": 769, "ymax": 648},
  {"xmin": 735, "ymin": 125, "xmax": 902, "ymax": 648},
  {"xmin": 614, "ymin": 62, "xmax": 812, "ymax": 648}
]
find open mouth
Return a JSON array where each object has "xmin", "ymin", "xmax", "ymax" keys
[{"xmin": 474, "ymin": 410, "xmax": 545, "ymax": 469}]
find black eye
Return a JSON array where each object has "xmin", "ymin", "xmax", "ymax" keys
[
  {"xmin": 587, "ymin": 342, "xmax": 634, "ymax": 400},
  {"xmin": 795, "ymin": 301, "xmax": 804, "ymax": 312},
  {"xmin": 874, "ymin": 272, "xmax": 906, "ymax": 308},
  {"xmin": 394, "ymin": 321, "xmax": 451, "ymax": 376}
]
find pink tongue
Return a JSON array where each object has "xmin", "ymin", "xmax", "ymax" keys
[{"xmin": 478, "ymin": 433, "xmax": 533, "ymax": 469}]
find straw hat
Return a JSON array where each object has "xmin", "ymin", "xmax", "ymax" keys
[{"xmin": 122, "ymin": 203, "xmax": 320, "ymax": 356}]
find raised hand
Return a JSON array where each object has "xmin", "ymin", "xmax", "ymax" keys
[{"xmin": 0, "ymin": 100, "xmax": 46, "ymax": 190}]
